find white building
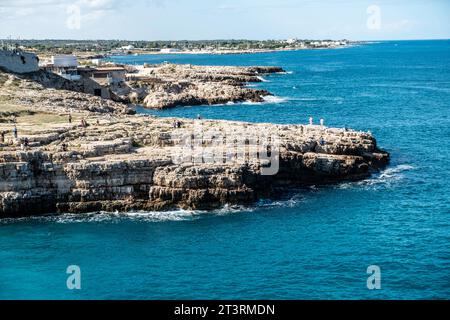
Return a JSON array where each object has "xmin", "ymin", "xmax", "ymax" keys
[
  {"xmin": 121, "ymin": 45, "xmax": 135, "ymax": 51},
  {"xmin": 43, "ymin": 55, "xmax": 80, "ymax": 81},
  {"xmin": 160, "ymin": 48, "xmax": 182, "ymax": 53},
  {"xmin": 286, "ymin": 38, "xmax": 298, "ymax": 45},
  {"xmin": 51, "ymin": 55, "xmax": 78, "ymax": 68},
  {"xmin": 0, "ymin": 49, "xmax": 39, "ymax": 74}
]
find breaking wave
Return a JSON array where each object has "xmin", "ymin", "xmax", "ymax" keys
[
  {"xmin": 262, "ymin": 95, "xmax": 288, "ymax": 103},
  {"xmin": 0, "ymin": 205, "xmax": 259, "ymax": 225},
  {"xmin": 256, "ymin": 193, "xmax": 306, "ymax": 209},
  {"xmin": 0, "ymin": 165, "xmax": 416, "ymax": 225},
  {"xmin": 339, "ymin": 164, "xmax": 416, "ymax": 190},
  {"xmin": 277, "ymin": 71, "xmax": 294, "ymax": 75},
  {"xmin": 257, "ymin": 76, "xmax": 270, "ymax": 82},
  {"xmin": 241, "ymin": 95, "xmax": 288, "ymax": 105}
]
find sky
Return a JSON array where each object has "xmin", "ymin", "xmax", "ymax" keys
[{"xmin": 0, "ymin": 0, "xmax": 449, "ymax": 40}]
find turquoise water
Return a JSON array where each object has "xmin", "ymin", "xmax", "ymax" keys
[{"xmin": 1, "ymin": 41, "xmax": 449, "ymax": 299}]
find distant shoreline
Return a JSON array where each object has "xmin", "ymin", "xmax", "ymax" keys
[
  {"xmin": 103, "ymin": 44, "xmax": 358, "ymax": 59},
  {"xmin": 4, "ymin": 39, "xmax": 356, "ymax": 60}
]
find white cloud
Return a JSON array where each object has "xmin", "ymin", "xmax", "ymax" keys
[
  {"xmin": 0, "ymin": 0, "xmax": 164, "ymax": 18},
  {"xmin": 15, "ymin": 7, "xmax": 35, "ymax": 16},
  {"xmin": 385, "ymin": 19, "xmax": 413, "ymax": 32}
]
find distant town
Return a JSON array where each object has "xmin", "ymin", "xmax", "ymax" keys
[
  {"xmin": 0, "ymin": 38, "xmax": 355, "ymax": 104},
  {"xmin": 0, "ymin": 39, "xmax": 354, "ymax": 59}
]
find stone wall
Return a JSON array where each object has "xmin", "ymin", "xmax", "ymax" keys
[{"xmin": 0, "ymin": 50, "xmax": 39, "ymax": 74}]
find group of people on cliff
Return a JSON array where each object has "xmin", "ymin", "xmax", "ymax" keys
[
  {"xmin": 309, "ymin": 116, "xmax": 325, "ymax": 127},
  {"xmin": 0, "ymin": 125, "xmax": 30, "ymax": 150},
  {"xmin": 172, "ymin": 119, "xmax": 183, "ymax": 128},
  {"xmin": 0, "ymin": 124, "xmax": 17, "ymax": 143}
]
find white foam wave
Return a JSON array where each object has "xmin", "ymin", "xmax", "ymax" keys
[
  {"xmin": 277, "ymin": 71, "xmax": 294, "ymax": 75},
  {"xmin": 46, "ymin": 210, "xmax": 198, "ymax": 223},
  {"xmin": 0, "ymin": 204, "xmax": 260, "ymax": 225},
  {"xmin": 257, "ymin": 76, "xmax": 270, "ymax": 82},
  {"xmin": 257, "ymin": 194, "xmax": 305, "ymax": 209},
  {"xmin": 212, "ymin": 204, "xmax": 256, "ymax": 216},
  {"xmin": 340, "ymin": 164, "xmax": 416, "ymax": 190},
  {"xmin": 378, "ymin": 164, "xmax": 415, "ymax": 179},
  {"xmin": 262, "ymin": 95, "xmax": 288, "ymax": 103},
  {"xmin": 0, "ymin": 166, "xmax": 417, "ymax": 225},
  {"xmin": 242, "ymin": 101, "xmax": 262, "ymax": 105},
  {"xmin": 241, "ymin": 95, "xmax": 288, "ymax": 105}
]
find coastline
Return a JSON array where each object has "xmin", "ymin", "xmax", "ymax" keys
[
  {"xmin": 103, "ymin": 43, "xmax": 358, "ymax": 58},
  {"xmin": 0, "ymin": 65, "xmax": 389, "ymax": 218}
]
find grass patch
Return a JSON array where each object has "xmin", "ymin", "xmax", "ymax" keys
[{"xmin": 19, "ymin": 113, "xmax": 67, "ymax": 125}]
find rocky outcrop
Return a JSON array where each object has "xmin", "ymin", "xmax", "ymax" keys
[
  {"xmin": 0, "ymin": 70, "xmax": 134, "ymax": 115},
  {"xmin": 0, "ymin": 68, "xmax": 389, "ymax": 218},
  {"xmin": 121, "ymin": 64, "xmax": 284, "ymax": 109},
  {"xmin": 0, "ymin": 115, "xmax": 389, "ymax": 218}
]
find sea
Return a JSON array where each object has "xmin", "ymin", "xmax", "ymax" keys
[{"xmin": 0, "ymin": 40, "xmax": 449, "ymax": 299}]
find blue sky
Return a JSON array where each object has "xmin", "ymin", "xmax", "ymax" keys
[{"xmin": 0, "ymin": 0, "xmax": 449, "ymax": 40}]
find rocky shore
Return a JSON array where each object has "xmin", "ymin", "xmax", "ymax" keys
[
  {"xmin": 0, "ymin": 68, "xmax": 389, "ymax": 218},
  {"xmin": 116, "ymin": 64, "xmax": 284, "ymax": 109}
]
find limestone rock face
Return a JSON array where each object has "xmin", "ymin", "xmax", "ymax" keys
[
  {"xmin": 0, "ymin": 68, "xmax": 390, "ymax": 218},
  {"xmin": 0, "ymin": 116, "xmax": 389, "ymax": 217},
  {"xmin": 0, "ymin": 70, "xmax": 134, "ymax": 115},
  {"xmin": 124, "ymin": 64, "xmax": 283, "ymax": 109}
]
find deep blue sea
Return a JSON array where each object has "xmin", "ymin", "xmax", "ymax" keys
[{"xmin": 1, "ymin": 41, "xmax": 449, "ymax": 299}]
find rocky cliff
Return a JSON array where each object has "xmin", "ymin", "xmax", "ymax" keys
[
  {"xmin": 118, "ymin": 64, "xmax": 284, "ymax": 109},
  {"xmin": 0, "ymin": 68, "xmax": 389, "ymax": 218}
]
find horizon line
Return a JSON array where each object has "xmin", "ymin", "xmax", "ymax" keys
[{"xmin": 1, "ymin": 38, "xmax": 449, "ymax": 42}]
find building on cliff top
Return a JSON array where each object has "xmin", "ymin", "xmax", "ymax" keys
[
  {"xmin": 41, "ymin": 56, "xmax": 125, "ymax": 98},
  {"xmin": 0, "ymin": 49, "xmax": 39, "ymax": 74},
  {"xmin": 41, "ymin": 55, "xmax": 81, "ymax": 81},
  {"xmin": 77, "ymin": 66, "xmax": 127, "ymax": 86}
]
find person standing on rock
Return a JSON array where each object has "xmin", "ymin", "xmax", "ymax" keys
[
  {"xmin": 320, "ymin": 118, "xmax": 325, "ymax": 127},
  {"xmin": 68, "ymin": 113, "xmax": 72, "ymax": 124},
  {"xmin": 309, "ymin": 116, "xmax": 313, "ymax": 126},
  {"xmin": 24, "ymin": 137, "xmax": 29, "ymax": 150},
  {"xmin": 0, "ymin": 131, "xmax": 5, "ymax": 144},
  {"xmin": 12, "ymin": 125, "xmax": 18, "ymax": 139}
]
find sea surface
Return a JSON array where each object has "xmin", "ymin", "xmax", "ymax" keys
[{"xmin": 1, "ymin": 41, "xmax": 449, "ymax": 299}]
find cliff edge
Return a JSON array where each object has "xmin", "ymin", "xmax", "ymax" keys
[{"xmin": 0, "ymin": 68, "xmax": 389, "ymax": 218}]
